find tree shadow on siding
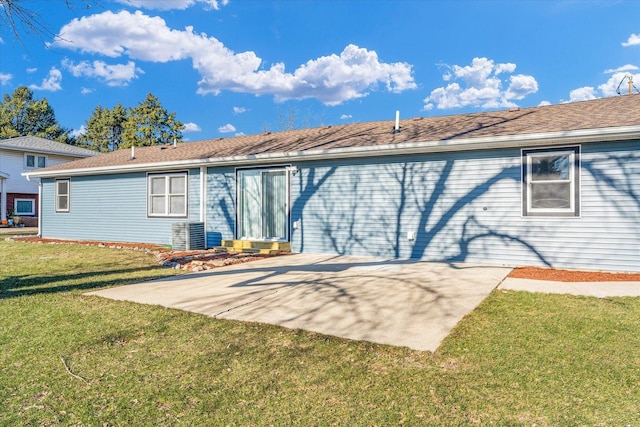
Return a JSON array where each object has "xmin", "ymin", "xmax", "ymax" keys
[
  {"xmin": 582, "ymin": 151, "xmax": 640, "ymax": 212},
  {"xmin": 206, "ymin": 171, "xmax": 236, "ymax": 246},
  {"xmin": 291, "ymin": 166, "xmax": 337, "ymax": 253},
  {"xmin": 304, "ymin": 156, "xmax": 552, "ymax": 266}
]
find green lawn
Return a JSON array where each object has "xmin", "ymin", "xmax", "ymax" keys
[{"xmin": 1, "ymin": 237, "xmax": 639, "ymax": 425}]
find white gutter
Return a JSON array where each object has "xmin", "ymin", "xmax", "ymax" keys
[{"xmin": 22, "ymin": 125, "xmax": 640, "ymax": 179}]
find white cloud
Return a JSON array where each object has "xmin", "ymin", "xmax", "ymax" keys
[
  {"xmin": 599, "ymin": 71, "xmax": 640, "ymax": 96},
  {"xmin": 340, "ymin": 114, "xmax": 352, "ymax": 120},
  {"xmin": 622, "ymin": 33, "xmax": 640, "ymax": 47},
  {"xmin": 568, "ymin": 86, "xmax": 597, "ymax": 102},
  {"xmin": 263, "ymin": 43, "xmax": 417, "ymax": 105},
  {"xmin": 505, "ymin": 74, "xmax": 539, "ymax": 100},
  {"xmin": 114, "ymin": 0, "xmax": 228, "ymax": 10},
  {"xmin": 604, "ymin": 64, "xmax": 639, "ymax": 74},
  {"xmin": 235, "ymin": 132, "xmax": 245, "ymax": 137},
  {"xmin": 423, "ymin": 57, "xmax": 538, "ymax": 111},
  {"xmin": 70, "ymin": 125, "xmax": 86, "ymax": 138},
  {"xmin": 62, "ymin": 59, "xmax": 142, "ymax": 86},
  {"xmin": 0, "ymin": 73, "xmax": 12, "ymax": 85},
  {"xmin": 218, "ymin": 123, "xmax": 236, "ymax": 133},
  {"xmin": 26, "ymin": 67, "xmax": 37, "ymax": 73},
  {"xmin": 51, "ymin": 10, "xmax": 415, "ymax": 105},
  {"xmin": 565, "ymin": 69, "xmax": 640, "ymax": 102},
  {"xmin": 29, "ymin": 67, "xmax": 62, "ymax": 91},
  {"xmin": 537, "ymin": 100, "xmax": 551, "ymax": 107},
  {"xmin": 183, "ymin": 122, "xmax": 202, "ymax": 132},
  {"xmin": 81, "ymin": 87, "xmax": 94, "ymax": 94},
  {"xmin": 233, "ymin": 106, "xmax": 247, "ymax": 114}
]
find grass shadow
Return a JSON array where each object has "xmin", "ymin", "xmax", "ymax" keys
[{"xmin": 0, "ymin": 266, "xmax": 176, "ymax": 299}]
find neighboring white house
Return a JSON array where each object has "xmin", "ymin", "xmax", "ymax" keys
[{"xmin": 0, "ymin": 136, "xmax": 96, "ymax": 225}]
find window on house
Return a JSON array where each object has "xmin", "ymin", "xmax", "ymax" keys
[
  {"xmin": 25, "ymin": 154, "xmax": 46, "ymax": 168},
  {"xmin": 522, "ymin": 146, "xmax": 580, "ymax": 217},
  {"xmin": 148, "ymin": 172, "xmax": 187, "ymax": 217},
  {"xmin": 56, "ymin": 179, "xmax": 70, "ymax": 213},
  {"xmin": 14, "ymin": 199, "xmax": 35, "ymax": 215}
]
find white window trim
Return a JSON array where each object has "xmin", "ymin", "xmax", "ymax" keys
[
  {"xmin": 55, "ymin": 179, "xmax": 70, "ymax": 213},
  {"xmin": 522, "ymin": 146, "xmax": 580, "ymax": 217},
  {"xmin": 235, "ymin": 166, "xmax": 291, "ymax": 242},
  {"xmin": 25, "ymin": 154, "xmax": 47, "ymax": 169},
  {"xmin": 147, "ymin": 172, "xmax": 188, "ymax": 218},
  {"xmin": 14, "ymin": 198, "xmax": 35, "ymax": 216}
]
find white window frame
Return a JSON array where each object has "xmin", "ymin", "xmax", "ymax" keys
[
  {"xmin": 25, "ymin": 154, "xmax": 47, "ymax": 169},
  {"xmin": 14, "ymin": 198, "xmax": 35, "ymax": 215},
  {"xmin": 147, "ymin": 172, "xmax": 188, "ymax": 217},
  {"xmin": 56, "ymin": 179, "xmax": 70, "ymax": 213},
  {"xmin": 235, "ymin": 167, "xmax": 291, "ymax": 242},
  {"xmin": 522, "ymin": 146, "xmax": 580, "ymax": 217}
]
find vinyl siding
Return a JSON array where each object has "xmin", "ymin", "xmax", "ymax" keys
[
  {"xmin": 0, "ymin": 149, "xmax": 82, "ymax": 194},
  {"xmin": 289, "ymin": 141, "xmax": 639, "ymax": 272},
  {"xmin": 38, "ymin": 139, "xmax": 639, "ymax": 272},
  {"xmin": 41, "ymin": 169, "xmax": 201, "ymax": 245},
  {"xmin": 205, "ymin": 167, "xmax": 236, "ymax": 247}
]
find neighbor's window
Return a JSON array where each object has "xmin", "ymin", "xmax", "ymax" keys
[
  {"xmin": 25, "ymin": 154, "xmax": 46, "ymax": 168},
  {"xmin": 148, "ymin": 172, "xmax": 187, "ymax": 217},
  {"xmin": 522, "ymin": 146, "xmax": 580, "ymax": 217},
  {"xmin": 56, "ymin": 179, "xmax": 70, "ymax": 213},
  {"xmin": 14, "ymin": 199, "xmax": 35, "ymax": 215}
]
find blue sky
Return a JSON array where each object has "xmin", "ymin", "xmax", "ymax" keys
[{"xmin": 1, "ymin": 0, "xmax": 639, "ymax": 141}]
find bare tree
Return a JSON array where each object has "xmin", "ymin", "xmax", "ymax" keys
[{"xmin": 0, "ymin": 0, "xmax": 96, "ymax": 44}]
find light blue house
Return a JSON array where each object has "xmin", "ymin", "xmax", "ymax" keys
[{"xmin": 25, "ymin": 95, "xmax": 640, "ymax": 272}]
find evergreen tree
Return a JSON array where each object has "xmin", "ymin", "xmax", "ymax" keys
[
  {"xmin": 121, "ymin": 93, "xmax": 183, "ymax": 148},
  {"xmin": 79, "ymin": 103, "xmax": 127, "ymax": 152},
  {"xmin": 0, "ymin": 86, "xmax": 72, "ymax": 142}
]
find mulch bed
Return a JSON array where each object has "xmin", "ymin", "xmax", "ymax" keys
[
  {"xmin": 7, "ymin": 236, "xmax": 640, "ymax": 280},
  {"xmin": 508, "ymin": 266, "xmax": 640, "ymax": 282}
]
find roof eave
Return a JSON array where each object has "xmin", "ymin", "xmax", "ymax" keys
[
  {"xmin": 0, "ymin": 144, "xmax": 96, "ymax": 158},
  {"xmin": 23, "ymin": 125, "xmax": 640, "ymax": 179}
]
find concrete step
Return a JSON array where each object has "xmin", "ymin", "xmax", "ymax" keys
[
  {"xmin": 239, "ymin": 248, "xmax": 260, "ymax": 254},
  {"xmin": 221, "ymin": 240, "xmax": 291, "ymax": 252}
]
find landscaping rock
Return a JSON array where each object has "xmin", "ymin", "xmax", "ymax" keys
[{"xmin": 8, "ymin": 236, "xmax": 284, "ymax": 272}]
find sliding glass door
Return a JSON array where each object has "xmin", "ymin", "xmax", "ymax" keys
[{"xmin": 238, "ymin": 169, "xmax": 288, "ymax": 241}]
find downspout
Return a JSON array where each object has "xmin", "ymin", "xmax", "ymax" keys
[
  {"xmin": 37, "ymin": 182, "xmax": 42, "ymax": 237},
  {"xmin": 25, "ymin": 174, "xmax": 42, "ymax": 237},
  {"xmin": 0, "ymin": 178, "xmax": 5, "ymax": 221}
]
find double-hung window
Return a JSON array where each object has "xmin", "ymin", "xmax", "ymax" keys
[
  {"xmin": 56, "ymin": 179, "xmax": 70, "ymax": 213},
  {"xmin": 148, "ymin": 172, "xmax": 188, "ymax": 217},
  {"xmin": 522, "ymin": 146, "xmax": 580, "ymax": 217}
]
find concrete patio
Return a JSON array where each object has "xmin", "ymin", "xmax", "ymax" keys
[{"xmin": 88, "ymin": 253, "xmax": 512, "ymax": 352}]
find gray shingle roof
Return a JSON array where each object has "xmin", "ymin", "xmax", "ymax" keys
[
  {"xmin": 26, "ymin": 94, "xmax": 640, "ymax": 176},
  {"xmin": 0, "ymin": 136, "xmax": 97, "ymax": 157}
]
